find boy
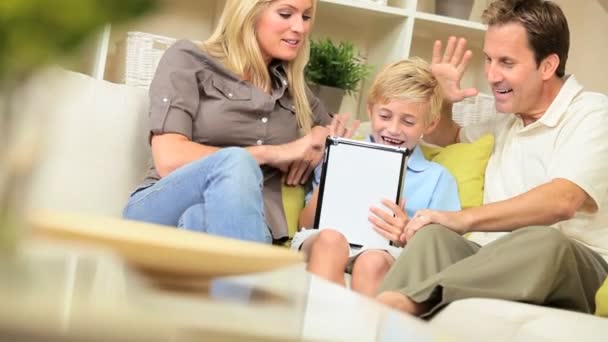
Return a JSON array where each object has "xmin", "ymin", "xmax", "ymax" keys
[{"xmin": 292, "ymin": 58, "xmax": 461, "ymax": 296}]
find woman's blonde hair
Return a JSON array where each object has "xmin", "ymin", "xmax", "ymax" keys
[
  {"xmin": 367, "ymin": 58, "xmax": 443, "ymax": 125},
  {"xmin": 203, "ymin": 0, "xmax": 318, "ymax": 132}
]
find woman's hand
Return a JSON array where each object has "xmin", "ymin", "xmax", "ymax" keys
[
  {"xmin": 431, "ymin": 36, "xmax": 478, "ymax": 103},
  {"xmin": 399, "ymin": 209, "xmax": 470, "ymax": 243},
  {"xmin": 263, "ymin": 134, "xmax": 314, "ymax": 172},
  {"xmin": 284, "ymin": 125, "xmax": 328, "ymax": 185},
  {"xmin": 284, "ymin": 113, "xmax": 359, "ymax": 185},
  {"xmin": 369, "ymin": 199, "xmax": 408, "ymax": 247}
]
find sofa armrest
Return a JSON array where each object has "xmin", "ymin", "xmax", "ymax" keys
[{"xmin": 429, "ymin": 298, "xmax": 608, "ymax": 342}]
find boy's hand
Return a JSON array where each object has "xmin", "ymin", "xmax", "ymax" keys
[
  {"xmin": 329, "ymin": 113, "xmax": 360, "ymax": 138},
  {"xmin": 431, "ymin": 36, "xmax": 478, "ymax": 103},
  {"xmin": 369, "ymin": 199, "xmax": 408, "ymax": 247}
]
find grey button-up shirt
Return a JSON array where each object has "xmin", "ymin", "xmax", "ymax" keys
[{"xmin": 141, "ymin": 40, "xmax": 331, "ymax": 239}]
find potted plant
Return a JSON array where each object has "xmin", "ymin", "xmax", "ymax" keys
[{"xmin": 305, "ymin": 38, "xmax": 372, "ymax": 113}]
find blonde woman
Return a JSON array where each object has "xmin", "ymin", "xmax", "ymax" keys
[{"xmin": 123, "ymin": 0, "xmax": 331, "ymax": 243}]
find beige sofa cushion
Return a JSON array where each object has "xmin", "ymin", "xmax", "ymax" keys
[
  {"xmin": 26, "ymin": 69, "xmax": 149, "ymax": 217},
  {"xmin": 430, "ymin": 298, "xmax": 608, "ymax": 342}
]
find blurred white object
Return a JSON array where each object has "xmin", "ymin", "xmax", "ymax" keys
[
  {"xmin": 25, "ymin": 69, "xmax": 149, "ymax": 217},
  {"xmin": 116, "ymin": 31, "xmax": 178, "ymax": 89},
  {"xmin": 452, "ymin": 92, "xmax": 497, "ymax": 126}
]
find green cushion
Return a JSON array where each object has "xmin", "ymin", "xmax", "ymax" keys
[
  {"xmin": 596, "ymin": 276, "xmax": 608, "ymax": 317},
  {"xmin": 421, "ymin": 134, "xmax": 494, "ymax": 209}
]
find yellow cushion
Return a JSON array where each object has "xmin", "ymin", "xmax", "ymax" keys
[
  {"xmin": 281, "ymin": 185, "xmax": 306, "ymax": 238},
  {"xmin": 421, "ymin": 134, "xmax": 494, "ymax": 209},
  {"xmin": 595, "ymin": 277, "xmax": 608, "ymax": 316}
]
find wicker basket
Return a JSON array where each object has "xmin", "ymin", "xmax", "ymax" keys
[
  {"xmin": 116, "ymin": 32, "xmax": 178, "ymax": 89},
  {"xmin": 452, "ymin": 93, "xmax": 497, "ymax": 126}
]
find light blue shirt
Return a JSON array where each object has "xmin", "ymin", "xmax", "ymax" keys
[{"xmin": 306, "ymin": 136, "xmax": 461, "ymax": 217}]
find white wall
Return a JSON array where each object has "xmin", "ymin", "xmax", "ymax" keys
[{"xmin": 555, "ymin": 0, "xmax": 608, "ymax": 94}]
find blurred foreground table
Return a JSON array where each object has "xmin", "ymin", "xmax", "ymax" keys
[{"xmin": 0, "ymin": 211, "xmax": 446, "ymax": 341}]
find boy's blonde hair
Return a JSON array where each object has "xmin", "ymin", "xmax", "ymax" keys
[
  {"xmin": 203, "ymin": 0, "xmax": 318, "ymax": 132},
  {"xmin": 367, "ymin": 58, "xmax": 443, "ymax": 125}
]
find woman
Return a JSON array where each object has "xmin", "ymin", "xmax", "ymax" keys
[{"xmin": 123, "ymin": 0, "xmax": 331, "ymax": 244}]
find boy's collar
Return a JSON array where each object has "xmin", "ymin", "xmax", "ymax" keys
[{"xmin": 407, "ymin": 146, "xmax": 431, "ymax": 172}]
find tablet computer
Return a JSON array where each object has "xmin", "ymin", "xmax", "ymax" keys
[{"xmin": 313, "ymin": 136, "xmax": 410, "ymax": 248}]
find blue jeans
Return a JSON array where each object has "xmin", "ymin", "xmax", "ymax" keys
[{"xmin": 123, "ymin": 147, "xmax": 271, "ymax": 243}]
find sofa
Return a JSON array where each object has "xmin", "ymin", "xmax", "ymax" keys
[{"xmin": 23, "ymin": 68, "xmax": 608, "ymax": 340}]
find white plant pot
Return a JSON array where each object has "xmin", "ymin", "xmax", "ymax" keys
[
  {"xmin": 435, "ymin": 0, "xmax": 474, "ymax": 20},
  {"xmin": 309, "ymin": 84, "xmax": 345, "ymax": 114}
]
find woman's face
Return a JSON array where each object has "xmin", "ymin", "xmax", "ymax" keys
[{"xmin": 256, "ymin": 0, "xmax": 313, "ymax": 64}]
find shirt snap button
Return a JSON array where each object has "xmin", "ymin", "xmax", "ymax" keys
[
  {"xmin": 228, "ymin": 93, "xmax": 233, "ymax": 98},
  {"xmin": 256, "ymin": 139, "xmax": 263, "ymax": 145},
  {"xmin": 162, "ymin": 97, "xmax": 169, "ymax": 103},
  {"xmin": 261, "ymin": 117, "xmax": 268, "ymax": 123}
]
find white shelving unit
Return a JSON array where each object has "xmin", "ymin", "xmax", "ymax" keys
[{"xmin": 93, "ymin": 0, "xmax": 490, "ymax": 119}]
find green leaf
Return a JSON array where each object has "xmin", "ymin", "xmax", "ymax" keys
[{"xmin": 0, "ymin": 0, "xmax": 157, "ymax": 83}]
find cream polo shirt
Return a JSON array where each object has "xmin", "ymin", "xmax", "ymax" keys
[{"xmin": 459, "ymin": 76, "xmax": 608, "ymax": 260}]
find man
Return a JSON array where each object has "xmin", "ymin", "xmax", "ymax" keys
[{"xmin": 376, "ymin": 0, "xmax": 608, "ymax": 317}]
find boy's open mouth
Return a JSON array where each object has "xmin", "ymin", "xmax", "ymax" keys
[{"xmin": 382, "ymin": 136, "xmax": 405, "ymax": 146}]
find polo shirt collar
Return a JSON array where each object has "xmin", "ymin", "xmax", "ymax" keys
[
  {"xmin": 522, "ymin": 75, "xmax": 583, "ymax": 129},
  {"xmin": 406, "ymin": 145, "xmax": 431, "ymax": 172},
  {"xmin": 367, "ymin": 135, "xmax": 430, "ymax": 172}
]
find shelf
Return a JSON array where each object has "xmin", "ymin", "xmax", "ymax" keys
[
  {"xmin": 91, "ymin": 0, "xmax": 491, "ymax": 117},
  {"xmin": 413, "ymin": 12, "xmax": 486, "ymax": 48},
  {"xmin": 319, "ymin": 0, "xmax": 410, "ymax": 25}
]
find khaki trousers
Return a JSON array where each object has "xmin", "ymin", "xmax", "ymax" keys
[{"xmin": 378, "ymin": 225, "xmax": 608, "ymax": 317}]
